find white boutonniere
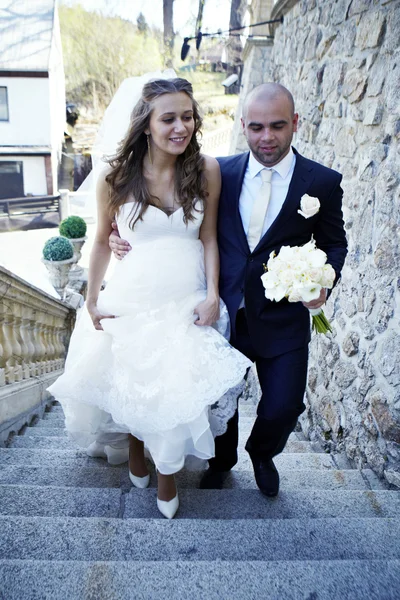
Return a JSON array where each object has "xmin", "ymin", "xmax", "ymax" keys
[{"xmin": 298, "ymin": 194, "xmax": 320, "ymax": 219}]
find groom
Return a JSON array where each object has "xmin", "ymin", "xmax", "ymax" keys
[
  {"xmin": 199, "ymin": 83, "xmax": 347, "ymax": 496},
  {"xmin": 110, "ymin": 83, "xmax": 347, "ymax": 497}
]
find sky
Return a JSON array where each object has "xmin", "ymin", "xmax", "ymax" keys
[{"xmin": 60, "ymin": 0, "xmax": 232, "ymax": 37}]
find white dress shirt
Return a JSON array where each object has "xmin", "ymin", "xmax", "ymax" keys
[{"xmin": 239, "ymin": 147, "xmax": 296, "ymax": 242}]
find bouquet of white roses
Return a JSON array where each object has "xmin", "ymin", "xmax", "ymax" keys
[{"xmin": 260, "ymin": 239, "xmax": 336, "ymax": 334}]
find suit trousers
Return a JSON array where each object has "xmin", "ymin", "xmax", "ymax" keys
[{"xmin": 209, "ymin": 308, "xmax": 308, "ymax": 471}]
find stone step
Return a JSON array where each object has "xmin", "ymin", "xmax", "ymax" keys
[
  {"xmin": 0, "ymin": 465, "xmax": 373, "ymax": 490},
  {"xmin": 1, "ymin": 516, "xmax": 399, "ymax": 561},
  {"xmin": 0, "ymin": 465, "xmax": 123, "ymax": 488},
  {"xmin": 0, "ymin": 448, "xmax": 120, "ymax": 468},
  {"xmin": 22, "ymin": 427, "xmax": 67, "ymax": 437},
  {"xmin": 35, "ymin": 417, "xmax": 65, "ymax": 428},
  {"xmin": 123, "ymin": 488, "xmax": 400, "ymax": 520},
  {"xmin": 0, "ymin": 449, "xmax": 333, "ymax": 471},
  {"xmin": 10, "ymin": 436, "xmax": 77, "ymax": 449},
  {"xmin": 2, "ymin": 559, "xmax": 400, "ymax": 600},
  {"xmin": 0, "ymin": 485, "xmax": 122, "ymax": 517},
  {"xmin": 1, "ymin": 485, "xmax": 398, "ymax": 520},
  {"xmin": 10, "ymin": 434, "xmax": 320, "ymax": 454},
  {"xmin": 237, "ymin": 452, "xmax": 335, "ymax": 470},
  {"xmin": 21, "ymin": 425, "xmax": 302, "ymax": 441},
  {"xmin": 36, "ymin": 415, "xmax": 266, "ymax": 430},
  {"xmin": 2, "ymin": 559, "xmax": 399, "ymax": 600}
]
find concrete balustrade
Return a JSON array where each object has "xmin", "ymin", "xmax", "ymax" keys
[{"xmin": 0, "ymin": 266, "xmax": 75, "ymax": 445}]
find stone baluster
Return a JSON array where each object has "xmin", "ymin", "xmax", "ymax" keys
[
  {"xmin": 0, "ymin": 337, "xmax": 5, "ymax": 386},
  {"xmin": 46, "ymin": 315, "xmax": 56, "ymax": 371},
  {"xmin": 13, "ymin": 302, "xmax": 28, "ymax": 380},
  {"xmin": 0, "ymin": 300, "xmax": 8, "ymax": 386},
  {"xmin": 42, "ymin": 317, "xmax": 51, "ymax": 373},
  {"xmin": 1, "ymin": 301, "xmax": 20, "ymax": 383},
  {"xmin": 35, "ymin": 312, "xmax": 47, "ymax": 376},
  {"xmin": 29, "ymin": 311, "xmax": 40, "ymax": 376},
  {"xmin": 54, "ymin": 319, "xmax": 64, "ymax": 370},
  {"xmin": 21, "ymin": 306, "xmax": 36, "ymax": 377}
]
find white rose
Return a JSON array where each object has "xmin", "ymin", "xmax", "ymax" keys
[
  {"xmin": 295, "ymin": 281, "xmax": 322, "ymax": 302},
  {"xmin": 288, "ymin": 291, "xmax": 302, "ymax": 303},
  {"xmin": 307, "ymin": 248, "xmax": 327, "ymax": 268},
  {"xmin": 261, "ymin": 272, "xmax": 288, "ymax": 301},
  {"xmin": 307, "ymin": 267, "xmax": 323, "ymax": 282},
  {"xmin": 279, "ymin": 269, "xmax": 296, "ymax": 286},
  {"xmin": 278, "ymin": 245, "xmax": 298, "ymax": 262},
  {"xmin": 298, "ymin": 194, "xmax": 320, "ymax": 219},
  {"xmin": 321, "ymin": 264, "xmax": 336, "ymax": 288}
]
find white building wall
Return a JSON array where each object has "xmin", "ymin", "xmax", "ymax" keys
[
  {"xmin": 0, "ymin": 156, "xmax": 47, "ymax": 195},
  {"xmin": 0, "ymin": 77, "xmax": 51, "ymax": 146},
  {"xmin": 48, "ymin": 3, "xmax": 66, "ymax": 190}
]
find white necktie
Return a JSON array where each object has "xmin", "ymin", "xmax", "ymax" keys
[{"xmin": 247, "ymin": 168, "xmax": 273, "ymax": 252}]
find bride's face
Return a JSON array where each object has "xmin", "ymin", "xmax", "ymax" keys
[{"xmin": 146, "ymin": 92, "xmax": 195, "ymax": 157}]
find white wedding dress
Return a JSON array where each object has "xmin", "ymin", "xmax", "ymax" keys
[{"xmin": 48, "ymin": 200, "xmax": 252, "ymax": 474}]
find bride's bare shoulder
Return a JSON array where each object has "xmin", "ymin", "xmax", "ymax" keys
[{"xmin": 201, "ymin": 154, "xmax": 221, "ymax": 175}]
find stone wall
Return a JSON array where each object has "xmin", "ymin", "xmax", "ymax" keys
[{"xmin": 235, "ymin": 0, "xmax": 400, "ymax": 485}]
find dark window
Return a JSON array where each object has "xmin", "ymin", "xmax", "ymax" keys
[
  {"xmin": 0, "ymin": 87, "xmax": 9, "ymax": 121},
  {"xmin": 0, "ymin": 161, "xmax": 24, "ymax": 199}
]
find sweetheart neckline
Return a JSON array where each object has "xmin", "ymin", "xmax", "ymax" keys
[{"xmin": 122, "ymin": 201, "xmax": 183, "ymax": 218}]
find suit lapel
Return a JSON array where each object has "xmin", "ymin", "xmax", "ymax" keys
[
  {"xmin": 227, "ymin": 152, "xmax": 250, "ymax": 254},
  {"xmin": 255, "ymin": 151, "xmax": 314, "ymax": 251}
]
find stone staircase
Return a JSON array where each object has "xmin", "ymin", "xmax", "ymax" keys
[{"xmin": 0, "ymin": 400, "xmax": 399, "ymax": 599}]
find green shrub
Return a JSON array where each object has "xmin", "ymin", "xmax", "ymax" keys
[
  {"xmin": 59, "ymin": 215, "xmax": 87, "ymax": 239},
  {"xmin": 43, "ymin": 236, "xmax": 74, "ymax": 261}
]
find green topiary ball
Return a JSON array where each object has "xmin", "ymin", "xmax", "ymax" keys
[
  {"xmin": 59, "ymin": 215, "xmax": 87, "ymax": 239},
  {"xmin": 43, "ymin": 236, "xmax": 74, "ymax": 261}
]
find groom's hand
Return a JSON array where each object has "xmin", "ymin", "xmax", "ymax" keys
[
  {"xmin": 194, "ymin": 296, "xmax": 220, "ymax": 326},
  {"xmin": 109, "ymin": 222, "xmax": 131, "ymax": 260},
  {"xmin": 302, "ymin": 288, "xmax": 327, "ymax": 310}
]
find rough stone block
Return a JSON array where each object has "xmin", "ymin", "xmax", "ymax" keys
[
  {"xmin": 382, "ymin": 8, "xmax": 400, "ymax": 53},
  {"xmin": 331, "ymin": 0, "xmax": 352, "ymax": 25},
  {"xmin": 343, "ymin": 69, "xmax": 368, "ymax": 103},
  {"xmin": 322, "ymin": 61, "xmax": 346, "ymax": 100},
  {"xmin": 335, "ymin": 362, "xmax": 358, "ymax": 389},
  {"xmin": 342, "ymin": 332, "xmax": 360, "ymax": 357},
  {"xmin": 363, "ymin": 101, "xmax": 384, "ymax": 125},
  {"xmin": 355, "ymin": 11, "xmax": 386, "ymax": 49},
  {"xmin": 335, "ymin": 126, "xmax": 357, "ymax": 158},
  {"xmin": 351, "ymin": 0, "xmax": 374, "ymax": 15},
  {"xmin": 384, "ymin": 469, "xmax": 400, "ymax": 488}
]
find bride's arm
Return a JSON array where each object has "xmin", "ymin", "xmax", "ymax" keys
[
  {"xmin": 194, "ymin": 155, "xmax": 221, "ymax": 326},
  {"xmin": 86, "ymin": 170, "xmax": 115, "ymax": 330}
]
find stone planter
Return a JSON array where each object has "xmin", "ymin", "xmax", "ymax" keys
[
  {"xmin": 69, "ymin": 236, "xmax": 87, "ymax": 264},
  {"xmin": 68, "ymin": 236, "xmax": 87, "ymax": 279},
  {"xmin": 42, "ymin": 257, "xmax": 75, "ymax": 298}
]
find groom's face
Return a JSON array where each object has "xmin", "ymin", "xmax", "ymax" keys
[{"xmin": 241, "ymin": 95, "xmax": 298, "ymax": 167}]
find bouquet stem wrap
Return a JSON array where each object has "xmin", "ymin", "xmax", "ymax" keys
[{"xmin": 308, "ymin": 307, "xmax": 332, "ymax": 334}]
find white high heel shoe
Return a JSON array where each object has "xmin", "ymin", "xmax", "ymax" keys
[
  {"xmin": 129, "ymin": 470, "xmax": 150, "ymax": 489},
  {"xmin": 157, "ymin": 493, "xmax": 179, "ymax": 519},
  {"xmin": 86, "ymin": 441, "xmax": 129, "ymax": 465}
]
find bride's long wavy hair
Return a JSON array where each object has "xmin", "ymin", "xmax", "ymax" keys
[{"xmin": 105, "ymin": 78, "xmax": 206, "ymax": 228}]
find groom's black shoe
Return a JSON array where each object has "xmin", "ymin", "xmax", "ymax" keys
[
  {"xmin": 250, "ymin": 456, "xmax": 280, "ymax": 497},
  {"xmin": 199, "ymin": 468, "xmax": 230, "ymax": 489}
]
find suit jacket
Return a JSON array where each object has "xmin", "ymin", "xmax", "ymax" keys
[{"xmin": 217, "ymin": 148, "xmax": 347, "ymax": 358}]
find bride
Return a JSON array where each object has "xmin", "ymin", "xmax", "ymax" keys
[{"xmin": 48, "ymin": 76, "xmax": 252, "ymax": 519}]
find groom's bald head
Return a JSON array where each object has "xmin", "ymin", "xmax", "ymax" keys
[{"xmin": 242, "ymin": 83, "xmax": 295, "ymax": 119}]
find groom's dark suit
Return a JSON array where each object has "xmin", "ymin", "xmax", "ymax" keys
[{"xmin": 210, "ymin": 147, "xmax": 347, "ymax": 471}]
